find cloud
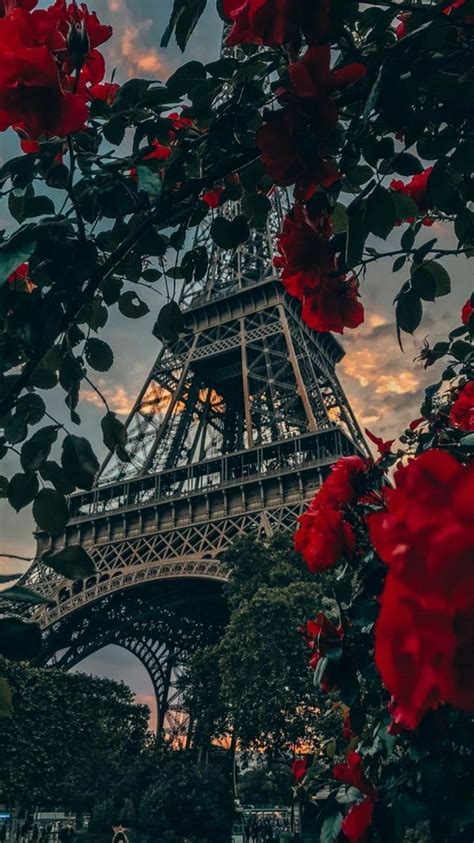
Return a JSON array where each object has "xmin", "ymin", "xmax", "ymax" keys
[
  {"xmin": 102, "ymin": 0, "xmax": 172, "ymax": 80},
  {"xmin": 82, "ymin": 380, "xmax": 135, "ymax": 415}
]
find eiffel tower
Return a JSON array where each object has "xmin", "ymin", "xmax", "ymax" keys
[{"xmin": 19, "ymin": 52, "xmax": 368, "ymax": 739}]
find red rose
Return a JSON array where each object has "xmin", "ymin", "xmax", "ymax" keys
[
  {"xmin": 342, "ymin": 798, "xmax": 375, "ymax": 843},
  {"xmin": 365, "ymin": 428, "xmax": 395, "ymax": 456},
  {"xmin": 342, "ymin": 711, "xmax": 355, "ymax": 740},
  {"xmin": 289, "ymin": 46, "xmax": 366, "ymax": 99},
  {"xmin": 295, "ymin": 455, "xmax": 369, "ymax": 572},
  {"xmin": 333, "ymin": 752, "xmax": 376, "ymax": 798},
  {"xmin": 0, "ymin": 44, "xmax": 88, "ymax": 139},
  {"xmin": 0, "ymin": 0, "xmax": 36, "ymax": 15},
  {"xmin": 88, "ymin": 81, "xmax": 119, "ymax": 104},
  {"xmin": 394, "ymin": 12, "xmax": 411, "ymax": 38},
  {"xmin": 390, "ymin": 167, "xmax": 433, "ymax": 214},
  {"xmin": 317, "ymin": 456, "xmax": 369, "ymax": 510},
  {"xmin": 224, "ymin": 0, "xmax": 331, "ymax": 47},
  {"xmin": 274, "ymin": 204, "xmax": 336, "ymax": 299},
  {"xmin": 202, "ymin": 187, "xmax": 224, "ymax": 209},
  {"xmin": 300, "ymin": 612, "xmax": 343, "ymax": 674},
  {"xmin": 0, "ymin": 1, "xmax": 112, "ymax": 142},
  {"xmin": 6, "ymin": 262, "xmax": 35, "ymax": 292},
  {"xmin": 167, "ymin": 110, "xmax": 193, "ymax": 131},
  {"xmin": 295, "ymin": 505, "xmax": 355, "ymax": 573},
  {"xmin": 301, "ymin": 275, "xmax": 364, "ymax": 334},
  {"xmin": 369, "ymin": 450, "xmax": 474, "ymax": 601},
  {"xmin": 291, "ymin": 757, "xmax": 308, "ymax": 782},
  {"xmin": 450, "ymin": 381, "xmax": 474, "ymax": 431},
  {"xmin": 370, "ymin": 450, "xmax": 474, "ymax": 728},
  {"xmin": 144, "ymin": 140, "xmax": 171, "ymax": 161},
  {"xmin": 256, "ymin": 107, "xmax": 339, "ymax": 201},
  {"xmin": 461, "ymin": 295, "xmax": 474, "ymax": 325},
  {"xmin": 375, "ymin": 573, "xmax": 474, "ymax": 729}
]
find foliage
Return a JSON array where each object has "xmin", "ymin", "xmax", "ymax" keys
[
  {"xmin": 183, "ymin": 534, "xmax": 333, "ymax": 752},
  {"xmin": 136, "ymin": 749, "xmax": 234, "ymax": 842},
  {"xmin": 237, "ymin": 762, "xmax": 292, "ymax": 808},
  {"xmin": 291, "ymin": 311, "xmax": 474, "ymax": 842},
  {"xmin": 0, "ymin": 658, "xmax": 150, "ymax": 813}
]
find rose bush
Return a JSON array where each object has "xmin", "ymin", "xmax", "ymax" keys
[{"xmin": 291, "ymin": 306, "xmax": 473, "ymax": 840}]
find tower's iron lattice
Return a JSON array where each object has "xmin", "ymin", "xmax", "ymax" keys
[{"xmin": 19, "ymin": 40, "xmax": 368, "ymax": 738}]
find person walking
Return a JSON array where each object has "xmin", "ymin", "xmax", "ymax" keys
[{"xmin": 244, "ymin": 819, "xmax": 251, "ymax": 843}]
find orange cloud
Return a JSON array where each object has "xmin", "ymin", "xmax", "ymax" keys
[
  {"xmin": 120, "ymin": 25, "xmax": 168, "ymax": 77},
  {"xmin": 82, "ymin": 380, "xmax": 135, "ymax": 416}
]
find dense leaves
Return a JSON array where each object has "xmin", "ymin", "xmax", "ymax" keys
[
  {"xmin": 0, "ymin": 659, "xmax": 149, "ymax": 813},
  {"xmin": 290, "ymin": 312, "xmax": 474, "ymax": 842}
]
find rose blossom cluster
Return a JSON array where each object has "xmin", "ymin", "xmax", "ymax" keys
[
  {"xmin": 299, "ymin": 612, "xmax": 343, "ymax": 692},
  {"xmin": 0, "ymin": 0, "xmax": 113, "ymax": 145},
  {"xmin": 274, "ymin": 203, "xmax": 364, "ymax": 334},
  {"xmin": 333, "ymin": 752, "xmax": 377, "ymax": 842},
  {"xmin": 223, "ymin": 2, "xmax": 367, "ymax": 335},
  {"xmin": 369, "ymin": 449, "xmax": 474, "ymax": 729},
  {"xmin": 294, "ymin": 455, "xmax": 369, "ymax": 572}
]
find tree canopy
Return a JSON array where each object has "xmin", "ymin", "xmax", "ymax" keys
[{"xmin": 0, "ymin": 658, "xmax": 150, "ymax": 813}]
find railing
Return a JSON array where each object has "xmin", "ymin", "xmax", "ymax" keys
[{"xmin": 68, "ymin": 427, "xmax": 359, "ymax": 522}]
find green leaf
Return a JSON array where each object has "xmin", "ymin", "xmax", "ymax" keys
[
  {"xmin": 412, "ymin": 237, "xmax": 437, "ymax": 264},
  {"xmin": 32, "ymin": 488, "xmax": 69, "ymax": 534},
  {"xmin": 450, "ymin": 141, "xmax": 474, "ymax": 175},
  {"xmin": 8, "ymin": 471, "xmax": 39, "ymax": 511},
  {"xmin": 15, "ymin": 393, "xmax": 46, "ymax": 425},
  {"xmin": 102, "ymin": 117, "xmax": 127, "ymax": 145},
  {"xmin": 392, "ymin": 192, "xmax": 419, "ymax": 220},
  {"xmin": 346, "ymin": 209, "xmax": 366, "ymax": 269},
  {"xmin": 0, "ymin": 475, "xmax": 7, "ymax": 498},
  {"xmin": 166, "ymin": 60, "xmax": 206, "ymax": 95},
  {"xmin": 136, "ymin": 165, "xmax": 163, "ymax": 198},
  {"xmin": 8, "ymin": 184, "xmax": 34, "ymax": 222},
  {"xmin": 347, "ymin": 164, "xmax": 374, "ymax": 186},
  {"xmin": 20, "ymin": 425, "xmax": 58, "ymax": 471},
  {"xmin": 210, "ymin": 216, "xmax": 250, "ymax": 249},
  {"xmin": 454, "ymin": 209, "xmax": 474, "ymax": 245},
  {"xmin": 154, "ymin": 300, "xmax": 185, "ymax": 343},
  {"xmin": 44, "ymin": 545, "xmax": 95, "ymax": 579},
  {"xmin": 401, "ymin": 226, "xmax": 415, "ymax": 251},
  {"xmin": 450, "ymin": 340, "xmax": 473, "ymax": 361},
  {"xmin": 0, "ymin": 677, "xmax": 12, "ymax": 717},
  {"xmin": 0, "ymin": 585, "xmax": 53, "ymax": 605},
  {"xmin": 365, "ymin": 186, "xmax": 396, "ymax": 239},
  {"xmin": 242, "ymin": 193, "xmax": 271, "ymax": 228},
  {"xmin": 101, "ymin": 411, "xmax": 128, "ymax": 459},
  {"xmin": 0, "ymin": 617, "xmax": 42, "ymax": 661},
  {"xmin": 396, "ymin": 290, "xmax": 423, "ymax": 335},
  {"xmin": 61, "ymin": 434, "xmax": 99, "ymax": 490},
  {"xmin": 118, "ymin": 291, "xmax": 150, "ymax": 319},
  {"xmin": 30, "ymin": 367, "xmax": 58, "ymax": 390},
  {"xmin": 332, "ymin": 203, "xmax": 348, "ymax": 234},
  {"xmin": 39, "ymin": 461, "xmax": 75, "ymax": 495},
  {"xmin": 22, "ymin": 195, "xmax": 55, "ymax": 218},
  {"xmin": 321, "ymin": 813, "xmax": 343, "ymax": 843},
  {"xmin": 392, "ymin": 255, "xmax": 406, "ymax": 272},
  {"xmin": 392, "ymin": 153, "xmax": 423, "ymax": 175},
  {"xmin": 412, "ymin": 260, "xmax": 450, "ymax": 298},
  {"xmin": 84, "ymin": 338, "xmax": 114, "ymax": 372},
  {"xmin": 411, "ymin": 265, "xmax": 437, "ymax": 302},
  {"xmin": 175, "ymin": 0, "xmax": 207, "ymax": 50},
  {"xmin": 0, "ymin": 236, "xmax": 36, "ymax": 283}
]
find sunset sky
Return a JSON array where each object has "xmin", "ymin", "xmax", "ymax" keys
[{"xmin": 0, "ymin": 0, "xmax": 472, "ymax": 727}]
